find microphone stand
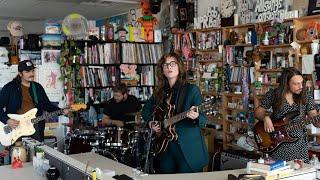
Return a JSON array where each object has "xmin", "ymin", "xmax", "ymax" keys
[{"xmin": 143, "ymin": 127, "xmax": 154, "ymax": 173}]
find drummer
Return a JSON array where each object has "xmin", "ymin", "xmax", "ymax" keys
[{"xmin": 102, "ymin": 83, "xmax": 142, "ymax": 130}]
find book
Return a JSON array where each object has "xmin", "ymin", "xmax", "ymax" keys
[
  {"xmin": 265, "ymin": 168, "xmax": 294, "ymax": 180},
  {"xmin": 249, "ymin": 160, "xmax": 286, "ymax": 171},
  {"xmin": 250, "ymin": 165, "xmax": 291, "ymax": 175}
]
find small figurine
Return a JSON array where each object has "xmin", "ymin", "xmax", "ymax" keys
[
  {"xmin": 115, "ymin": 26, "xmax": 128, "ymax": 42},
  {"xmin": 137, "ymin": 0, "xmax": 158, "ymax": 42}
]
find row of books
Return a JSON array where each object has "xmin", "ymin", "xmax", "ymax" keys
[
  {"xmin": 121, "ymin": 43, "xmax": 163, "ymax": 64},
  {"xmin": 174, "ymin": 32, "xmax": 196, "ymax": 51},
  {"xmin": 79, "ymin": 66, "xmax": 120, "ymax": 87},
  {"xmin": 197, "ymin": 31, "xmax": 221, "ymax": 51},
  {"xmin": 82, "ymin": 43, "xmax": 119, "ymax": 65},
  {"xmin": 229, "ymin": 67, "xmax": 254, "ymax": 84},
  {"xmin": 84, "ymin": 88, "xmax": 113, "ymax": 104},
  {"xmin": 226, "ymin": 46, "xmax": 253, "ymax": 65},
  {"xmin": 83, "ymin": 86, "xmax": 153, "ymax": 104},
  {"xmin": 260, "ymin": 52, "xmax": 289, "ymax": 69},
  {"xmin": 140, "ymin": 66, "xmax": 155, "ymax": 86},
  {"xmin": 128, "ymin": 87, "xmax": 153, "ymax": 102}
]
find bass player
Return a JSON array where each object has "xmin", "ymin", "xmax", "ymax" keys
[
  {"xmin": 142, "ymin": 53, "xmax": 209, "ymax": 173},
  {"xmin": 255, "ymin": 67, "xmax": 319, "ymax": 163},
  {"xmin": 0, "ymin": 60, "xmax": 68, "ymax": 142}
]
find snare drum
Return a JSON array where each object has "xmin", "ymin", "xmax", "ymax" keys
[{"xmin": 104, "ymin": 127, "xmax": 129, "ymax": 148}]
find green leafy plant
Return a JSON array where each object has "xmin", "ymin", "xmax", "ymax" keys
[{"xmin": 59, "ymin": 40, "xmax": 82, "ymax": 101}]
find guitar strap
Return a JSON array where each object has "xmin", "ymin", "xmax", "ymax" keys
[
  {"xmin": 31, "ymin": 82, "xmax": 38, "ymax": 105},
  {"xmin": 176, "ymin": 83, "xmax": 188, "ymax": 113}
]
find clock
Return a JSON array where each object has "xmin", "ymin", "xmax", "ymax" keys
[{"xmin": 221, "ymin": 0, "xmax": 235, "ymax": 18}]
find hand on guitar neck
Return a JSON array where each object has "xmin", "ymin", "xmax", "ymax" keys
[
  {"xmin": 6, "ymin": 119, "xmax": 19, "ymax": 129},
  {"xmin": 149, "ymin": 106, "xmax": 199, "ymax": 134},
  {"xmin": 186, "ymin": 106, "xmax": 199, "ymax": 120}
]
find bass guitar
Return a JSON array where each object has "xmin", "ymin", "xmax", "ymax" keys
[
  {"xmin": 0, "ymin": 104, "xmax": 86, "ymax": 146},
  {"xmin": 254, "ymin": 111, "xmax": 320, "ymax": 153},
  {"xmin": 151, "ymin": 97, "xmax": 216, "ymax": 154}
]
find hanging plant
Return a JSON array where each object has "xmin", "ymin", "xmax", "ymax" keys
[{"xmin": 59, "ymin": 40, "xmax": 82, "ymax": 103}]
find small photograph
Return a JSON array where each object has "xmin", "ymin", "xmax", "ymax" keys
[{"xmin": 41, "ymin": 49, "xmax": 61, "ymax": 64}]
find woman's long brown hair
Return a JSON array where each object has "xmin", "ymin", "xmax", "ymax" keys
[
  {"xmin": 153, "ymin": 52, "xmax": 187, "ymax": 104},
  {"xmin": 274, "ymin": 67, "xmax": 306, "ymax": 111}
]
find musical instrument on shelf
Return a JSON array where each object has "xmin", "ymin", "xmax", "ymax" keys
[
  {"xmin": 254, "ymin": 111, "xmax": 320, "ymax": 153},
  {"xmin": 0, "ymin": 104, "xmax": 86, "ymax": 146},
  {"xmin": 152, "ymin": 97, "xmax": 216, "ymax": 154}
]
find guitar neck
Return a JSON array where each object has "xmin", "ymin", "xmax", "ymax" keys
[
  {"xmin": 164, "ymin": 111, "xmax": 189, "ymax": 128},
  {"xmin": 287, "ymin": 115, "xmax": 320, "ymax": 131},
  {"xmin": 31, "ymin": 109, "xmax": 64, "ymax": 124},
  {"xmin": 161, "ymin": 97, "xmax": 215, "ymax": 128}
]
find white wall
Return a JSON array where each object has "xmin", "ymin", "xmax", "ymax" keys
[
  {"xmin": 0, "ymin": 19, "xmax": 44, "ymax": 37},
  {"xmin": 197, "ymin": 0, "xmax": 294, "ymax": 17}
]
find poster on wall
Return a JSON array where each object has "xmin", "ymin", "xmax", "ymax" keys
[
  {"xmin": 41, "ymin": 49, "xmax": 61, "ymax": 65},
  {"xmin": 37, "ymin": 66, "xmax": 63, "ymax": 102},
  {"xmin": 0, "ymin": 65, "xmax": 18, "ymax": 89}
]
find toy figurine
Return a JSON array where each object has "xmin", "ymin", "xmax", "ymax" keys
[
  {"xmin": 115, "ymin": 26, "xmax": 127, "ymax": 42},
  {"xmin": 137, "ymin": 0, "xmax": 158, "ymax": 42}
]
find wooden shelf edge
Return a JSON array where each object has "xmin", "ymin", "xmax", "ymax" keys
[
  {"xmin": 258, "ymin": 44, "xmax": 291, "ymax": 49},
  {"xmin": 223, "ymin": 23, "xmax": 255, "ymax": 29},
  {"xmin": 258, "ymin": 69, "xmax": 282, "ymax": 72}
]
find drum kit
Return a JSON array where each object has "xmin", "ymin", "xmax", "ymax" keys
[{"xmin": 64, "ymin": 113, "xmax": 152, "ymax": 170}]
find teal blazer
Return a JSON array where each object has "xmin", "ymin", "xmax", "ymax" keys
[{"xmin": 142, "ymin": 84, "xmax": 209, "ymax": 172}]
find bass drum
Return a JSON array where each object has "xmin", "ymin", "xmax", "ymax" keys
[{"xmin": 68, "ymin": 129, "xmax": 98, "ymax": 154}]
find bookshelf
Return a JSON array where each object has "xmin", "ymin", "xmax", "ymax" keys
[
  {"xmin": 171, "ymin": 15, "xmax": 320, "ymax": 153},
  {"xmin": 196, "ymin": 27, "xmax": 224, "ymax": 155},
  {"xmin": 60, "ymin": 40, "xmax": 163, "ymax": 105}
]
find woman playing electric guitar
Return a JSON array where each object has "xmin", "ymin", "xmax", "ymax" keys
[
  {"xmin": 255, "ymin": 67, "xmax": 319, "ymax": 163},
  {"xmin": 142, "ymin": 53, "xmax": 209, "ymax": 173}
]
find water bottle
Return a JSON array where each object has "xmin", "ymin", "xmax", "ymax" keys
[{"xmin": 310, "ymin": 154, "xmax": 319, "ymax": 167}]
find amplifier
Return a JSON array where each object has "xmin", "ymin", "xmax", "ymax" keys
[{"xmin": 220, "ymin": 150, "xmax": 260, "ymax": 170}]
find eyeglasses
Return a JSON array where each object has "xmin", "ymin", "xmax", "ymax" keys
[{"xmin": 162, "ymin": 61, "xmax": 178, "ymax": 69}]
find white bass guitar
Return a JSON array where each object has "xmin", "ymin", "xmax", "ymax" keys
[{"xmin": 0, "ymin": 104, "xmax": 86, "ymax": 146}]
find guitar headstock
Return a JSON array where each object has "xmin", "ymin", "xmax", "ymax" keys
[{"xmin": 69, "ymin": 103, "xmax": 87, "ymax": 111}]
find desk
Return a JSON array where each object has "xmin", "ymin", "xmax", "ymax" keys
[
  {"xmin": 0, "ymin": 163, "xmax": 45, "ymax": 180},
  {"xmin": 0, "ymin": 152, "xmax": 317, "ymax": 180},
  {"xmin": 71, "ymin": 153, "xmax": 317, "ymax": 180}
]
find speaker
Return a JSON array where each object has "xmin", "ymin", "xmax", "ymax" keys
[
  {"xmin": 0, "ymin": 37, "xmax": 10, "ymax": 46},
  {"xmin": 220, "ymin": 150, "xmax": 260, "ymax": 170}
]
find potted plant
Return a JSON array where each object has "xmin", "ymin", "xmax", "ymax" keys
[{"xmin": 272, "ymin": 19, "xmax": 286, "ymax": 44}]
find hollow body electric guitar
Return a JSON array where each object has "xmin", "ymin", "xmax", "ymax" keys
[
  {"xmin": 152, "ymin": 98, "xmax": 216, "ymax": 154},
  {"xmin": 0, "ymin": 104, "xmax": 86, "ymax": 146},
  {"xmin": 254, "ymin": 111, "xmax": 320, "ymax": 153}
]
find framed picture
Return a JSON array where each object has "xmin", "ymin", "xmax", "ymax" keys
[
  {"xmin": 106, "ymin": 25, "xmax": 114, "ymax": 41},
  {"xmin": 41, "ymin": 49, "xmax": 61, "ymax": 64},
  {"xmin": 179, "ymin": 7, "xmax": 188, "ymax": 21}
]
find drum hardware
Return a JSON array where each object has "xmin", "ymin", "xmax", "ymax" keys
[{"xmin": 65, "ymin": 125, "xmax": 154, "ymax": 170}]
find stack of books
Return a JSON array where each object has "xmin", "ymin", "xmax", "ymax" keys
[{"xmin": 247, "ymin": 160, "xmax": 294, "ymax": 180}]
